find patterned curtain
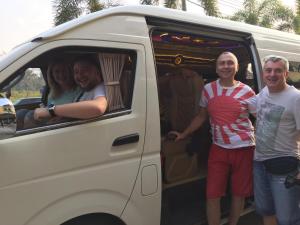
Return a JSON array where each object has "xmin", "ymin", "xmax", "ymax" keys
[{"xmin": 98, "ymin": 53, "xmax": 126, "ymax": 111}]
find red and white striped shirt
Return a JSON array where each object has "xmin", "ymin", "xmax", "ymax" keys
[{"xmin": 200, "ymin": 79, "xmax": 256, "ymax": 149}]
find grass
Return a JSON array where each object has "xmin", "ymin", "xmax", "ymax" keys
[{"xmin": 10, "ymin": 90, "xmax": 41, "ymax": 103}]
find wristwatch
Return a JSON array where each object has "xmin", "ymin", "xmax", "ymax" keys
[{"xmin": 48, "ymin": 104, "xmax": 56, "ymax": 117}]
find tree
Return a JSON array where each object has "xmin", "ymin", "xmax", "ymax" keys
[
  {"xmin": 296, "ymin": 0, "xmax": 300, "ymax": 15},
  {"xmin": 274, "ymin": 4, "xmax": 295, "ymax": 32},
  {"xmin": 53, "ymin": 0, "xmax": 83, "ymax": 26},
  {"xmin": 294, "ymin": 0, "xmax": 300, "ymax": 34},
  {"xmin": 100, "ymin": 0, "xmax": 120, "ymax": 8},
  {"xmin": 87, "ymin": 0, "xmax": 105, "ymax": 12},
  {"xmin": 140, "ymin": 0, "xmax": 159, "ymax": 5},
  {"xmin": 230, "ymin": 0, "xmax": 295, "ymax": 31},
  {"xmin": 165, "ymin": 0, "xmax": 179, "ymax": 9},
  {"xmin": 198, "ymin": 0, "xmax": 218, "ymax": 16},
  {"xmin": 13, "ymin": 69, "xmax": 45, "ymax": 97},
  {"xmin": 53, "ymin": 0, "xmax": 120, "ymax": 26},
  {"xmin": 140, "ymin": 0, "xmax": 218, "ymax": 16}
]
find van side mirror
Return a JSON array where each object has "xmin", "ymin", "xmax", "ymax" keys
[{"xmin": 0, "ymin": 95, "xmax": 16, "ymax": 140}]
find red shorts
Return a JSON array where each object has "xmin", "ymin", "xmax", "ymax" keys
[{"xmin": 206, "ymin": 144, "xmax": 254, "ymax": 199}]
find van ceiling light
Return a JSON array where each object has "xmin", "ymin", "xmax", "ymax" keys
[
  {"xmin": 193, "ymin": 38, "xmax": 204, "ymax": 43},
  {"xmin": 160, "ymin": 33, "xmax": 169, "ymax": 37},
  {"xmin": 182, "ymin": 36, "xmax": 190, "ymax": 40},
  {"xmin": 174, "ymin": 55, "xmax": 183, "ymax": 65},
  {"xmin": 208, "ymin": 41, "xmax": 220, "ymax": 45}
]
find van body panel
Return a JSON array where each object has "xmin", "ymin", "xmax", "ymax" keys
[
  {"xmin": 121, "ymin": 154, "xmax": 161, "ymax": 225},
  {"xmin": 26, "ymin": 190, "xmax": 126, "ymax": 225},
  {"xmin": 43, "ymin": 15, "xmax": 149, "ymax": 42},
  {"xmin": 0, "ymin": 42, "xmax": 39, "ymax": 73},
  {"xmin": 119, "ymin": 38, "xmax": 162, "ymax": 225},
  {"xmin": 32, "ymin": 6, "xmax": 300, "ymax": 45},
  {"xmin": 1, "ymin": 5, "xmax": 300, "ymax": 225},
  {"xmin": 254, "ymin": 33, "xmax": 300, "ymax": 61},
  {"xmin": 0, "ymin": 38, "xmax": 147, "ymax": 225},
  {"xmin": 2, "ymin": 165, "xmax": 136, "ymax": 225}
]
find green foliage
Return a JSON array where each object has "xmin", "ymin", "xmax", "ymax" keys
[
  {"xmin": 165, "ymin": 0, "xmax": 178, "ymax": 9},
  {"xmin": 297, "ymin": 0, "xmax": 300, "ymax": 15},
  {"xmin": 198, "ymin": 0, "xmax": 219, "ymax": 16},
  {"xmin": 140, "ymin": 0, "xmax": 159, "ymax": 5},
  {"xmin": 53, "ymin": 0, "xmax": 83, "ymax": 26},
  {"xmin": 53, "ymin": 0, "xmax": 120, "ymax": 26},
  {"xmin": 163, "ymin": 0, "xmax": 218, "ymax": 14},
  {"xmin": 9, "ymin": 69, "xmax": 44, "ymax": 103},
  {"xmin": 294, "ymin": 0, "xmax": 300, "ymax": 34},
  {"xmin": 274, "ymin": 5, "xmax": 295, "ymax": 31},
  {"xmin": 87, "ymin": 0, "xmax": 105, "ymax": 12},
  {"xmin": 230, "ymin": 0, "xmax": 295, "ymax": 32},
  {"xmin": 100, "ymin": 0, "xmax": 121, "ymax": 8},
  {"xmin": 293, "ymin": 15, "xmax": 300, "ymax": 34},
  {"xmin": 13, "ymin": 69, "xmax": 45, "ymax": 92},
  {"xmin": 10, "ymin": 91, "xmax": 41, "ymax": 103}
]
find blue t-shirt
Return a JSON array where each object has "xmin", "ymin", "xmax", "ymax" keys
[{"xmin": 48, "ymin": 87, "xmax": 82, "ymax": 106}]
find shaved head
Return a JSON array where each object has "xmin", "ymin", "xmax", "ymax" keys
[{"xmin": 217, "ymin": 52, "xmax": 238, "ymax": 65}]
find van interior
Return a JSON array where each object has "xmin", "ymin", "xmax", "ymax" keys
[{"xmin": 150, "ymin": 29, "xmax": 257, "ymax": 225}]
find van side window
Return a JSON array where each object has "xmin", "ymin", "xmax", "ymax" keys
[
  {"xmin": 287, "ymin": 61, "xmax": 300, "ymax": 89},
  {"xmin": 3, "ymin": 46, "xmax": 136, "ymax": 134}
]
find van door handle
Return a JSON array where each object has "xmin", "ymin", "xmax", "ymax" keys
[{"xmin": 112, "ymin": 133, "xmax": 139, "ymax": 146}]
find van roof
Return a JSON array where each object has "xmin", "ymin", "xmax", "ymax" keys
[{"xmin": 34, "ymin": 5, "xmax": 300, "ymax": 43}]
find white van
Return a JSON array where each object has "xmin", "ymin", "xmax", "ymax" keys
[{"xmin": 1, "ymin": 5, "xmax": 300, "ymax": 225}]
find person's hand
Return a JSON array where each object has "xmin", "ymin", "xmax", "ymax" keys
[
  {"xmin": 168, "ymin": 131, "xmax": 186, "ymax": 142},
  {"xmin": 34, "ymin": 108, "xmax": 51, "ymax": 121}
]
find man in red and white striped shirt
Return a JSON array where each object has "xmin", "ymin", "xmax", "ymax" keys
[{"xmin": 173, "ymin": 51, "xmax": 256, "ymax": 225}]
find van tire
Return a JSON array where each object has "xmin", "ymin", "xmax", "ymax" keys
[{"xmin": 61, "ymin": 213, "xmax": 125, "ymax": 225}]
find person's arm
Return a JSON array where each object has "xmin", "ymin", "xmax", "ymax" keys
[
  {"xmin": 247, "ymin": 89, "xmax": 257, "ymax": 117},
  {"xmin": 172, "ymin": 107, "xmax": 208, "ymax": 141},
  {"xmin": 34, "ymin": 96, "xmax": 107, "ymax": 120},
  {"xmin": 295, "ymin": 96, "xmax": 300, "ymax": 180}
]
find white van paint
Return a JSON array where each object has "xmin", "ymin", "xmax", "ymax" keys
[{"xmin": 0, "ymin": 5, "xmax": 300, "ymax": 225}]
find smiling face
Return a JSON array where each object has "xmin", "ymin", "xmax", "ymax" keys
[
  {"xmin": 263, "ymin": 59, "xmax": 288, "ymax": 93},
  {"xmin": 52, "ymin": 63, "xmax": 69, "ymax": 87},
  {"xmin": 216, "ymin": 52, "xmax": 239, "ymax": 81},
  {"xmin": 73, "ymin": 60, "xmax": 102, "ymax": 91}
]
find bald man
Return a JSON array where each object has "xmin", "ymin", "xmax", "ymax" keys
[{"xmin": 172, "ymin": 52, "xmax": 256, "ymax": 225}]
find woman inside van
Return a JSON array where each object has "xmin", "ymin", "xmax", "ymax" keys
[
  {"xmin": 23, "ymin": 59, "xmax": 81, "ymax": 129},
  {"xmin": 46, "ymin": 58, "xmax": 81, "ymax": 106}
]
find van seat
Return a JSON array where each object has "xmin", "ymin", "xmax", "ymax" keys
[
  {"xmin": 160, "ymin": 69, "xmax": 206, "ymax": 184},
  {"xmin": 162, "ymin": 138, "xmax": 199, "ymax": 184},
  {"xmin": 169, "ymin": 69, "xmax": 204, "ymax": 131}
]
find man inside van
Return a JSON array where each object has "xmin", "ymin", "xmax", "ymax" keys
[
  {"xmin": 33, "ymin": 57, "xmax": 107, "ymax": 121},
  {"xmin": 172, "ymin": 52, "xmax": 256, "ymax": 225},
  {"xmin": 253, "ymin": 55, "xmax": 300, "ymax": 225}
]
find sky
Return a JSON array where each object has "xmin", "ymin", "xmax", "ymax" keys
[{"xmin": 0, "ymin": 0, "xmax": 296, "ymax": 54}]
